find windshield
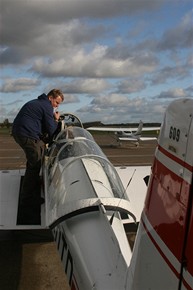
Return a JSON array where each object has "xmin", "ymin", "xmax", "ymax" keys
[
  {"xmin": 56, "ymin": 126, "xmax": 95, "ymax": 142},
  {"xmin": 58, "ymin": 138, "xmax": 106, "ymax": 161},
  {"xmin": 48, "ymin": 127, "xmax": 105, "ymax": 167}
]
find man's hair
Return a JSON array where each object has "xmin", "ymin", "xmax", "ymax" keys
[{"xmin": 47, "ymin": 89, "xmax": 64, "ymax": 101}]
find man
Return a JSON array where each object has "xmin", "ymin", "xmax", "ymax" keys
[{"xmin": 12, "ymin": 89, "xmax": 64, "ymax": 207}]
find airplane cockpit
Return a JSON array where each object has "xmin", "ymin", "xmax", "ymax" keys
[
  {"xmin": 47, "ymin": 125, "xmax": 106, "ymax": 167},
  {"xmin": 43, "ymin": 114, "xmax": 131, "ymax": 226}
]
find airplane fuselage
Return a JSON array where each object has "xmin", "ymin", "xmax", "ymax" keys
[{"xmin": 43, "ymin": 126, "xmax": 135, "ymax": 289}]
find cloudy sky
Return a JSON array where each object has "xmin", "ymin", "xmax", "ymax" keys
[{"xmin": 0, "ymin": 0, "xmax": 193, "ymax": 124}]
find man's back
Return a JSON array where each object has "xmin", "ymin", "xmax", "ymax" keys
[{"xmin": 12, "ymin": 94, "xmax": 57, "ymax": 140}]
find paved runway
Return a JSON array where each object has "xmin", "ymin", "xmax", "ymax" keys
[{"xmin": 0, "ymin": 133, "xmax": 157, "ymax": 290}]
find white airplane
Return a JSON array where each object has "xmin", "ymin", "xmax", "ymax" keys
[
  {"xmin": 87, "ymin": 120, "xmax": 160, "ymax": 146},
  {"xmin": 0, "ymin": 98, "xmax": 193, "ymax": 290}
]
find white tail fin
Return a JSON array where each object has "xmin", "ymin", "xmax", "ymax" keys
[{"xmin": 134, "ymin": 120, "xmax": 143, "ymax": 136}]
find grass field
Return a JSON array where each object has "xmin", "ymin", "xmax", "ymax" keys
[{"xmin": 0, "ymin": 127, "xmax": 11, "ymax": 135}]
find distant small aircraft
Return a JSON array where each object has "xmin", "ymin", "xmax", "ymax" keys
[{"xmin": 87, "ymin": 120, "xmax": 160, "ymax": 146}]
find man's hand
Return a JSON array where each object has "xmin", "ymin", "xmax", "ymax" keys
[{"xmin": 54, "ymin": 111, "xmax": 60, "ymax": 121}]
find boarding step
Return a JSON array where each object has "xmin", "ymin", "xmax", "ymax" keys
[{"xmin": 0, "ymin": 170, "xmax": 46, "ymax": 230}]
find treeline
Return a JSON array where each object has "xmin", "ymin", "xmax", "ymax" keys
[
  {"xmin": 0, "ymin": 119, "xmax": 11, "ymax": 128},
  {"xmin": 84, "ymin": 121, "xmax": 161, "ymax": 128},
  {"xmin": 0, "ymin": 118, "xmax": 161, "ymax": 129}
]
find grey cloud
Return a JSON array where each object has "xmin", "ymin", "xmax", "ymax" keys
[
  {"xmin": 62, "ymin": 79, "xmax": 110, "ymax": 94},
  {"xmin": 134, "ymin": 11, "xmax": 193, "ymax": 54},
  {"xmin": 106, "ymin": 44, "xmax": 133, "ymax": 60},
  {"xmin": 1, "ymin": 0, "xmax": 162, "ymax": 26},
  {"xmin": 31, "ymin": 48, "xmax": 158, "ymax": 79},
  {"xmin": 91, "ymin": 94, "xmax": 130, "ymax": 106},
  {"xmin": 1, "ymin": 19, "xmax": 108, "ymax": 65},
  {"xmin": 116, "ymin": 78, "xmax": 146, "ymax": 94},
  {"xmin": 157, "ymin": 88, "xmax": 187, "ymax": 99},
  {"xmin": 0, "ymin": 48, "xmax": 25, "ymax": 65},
  {"xmin": 185, "ymin": 85, "xmax": 193, "ymax": 96},
  {"xmin": 0, "ymin": 0, "xmax": 163, "ymax": 66},
  {"xmin": 157, "ymin": 10, "xmax": 193, "ymax": 51},
  {"xmin": 150, "ymin": 64, "xmax": 190, "ymax": 85},
  {"xmin": 0, "ymin": 0, "xmax": 191, "ymax": 124},
  {"xmin": 5, "ymin": 100, "xmax": 23, "ymax": 106},
  {"xmin": 78, "ymin": 95, "xmax": 166, "ymax": 123},
  {"xmin": 63, "ymin": 94, "xmax": 80, "ymax": 103},
  {"xmin": 0, "ymin": 78, "xmax": 41, "ymax": 93}
]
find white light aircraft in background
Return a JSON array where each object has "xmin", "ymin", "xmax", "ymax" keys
[
  {"xmin": 0, "ymin": 98, "xmax": 193, "ymax": 290},
  {"xmin": 87, "ymin": 120, "xmax": 160, "ymax": 146}
]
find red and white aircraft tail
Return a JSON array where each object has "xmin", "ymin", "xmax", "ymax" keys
[{"xmin": 127, "ymin": 98, "xmax": 193, "ymax": 290}]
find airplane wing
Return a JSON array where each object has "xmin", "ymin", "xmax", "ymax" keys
[
  {"xmin": 87, "ymin": 126, "xmax": 139, "ymax": 132},
  {"xmin": 0, "ymin": 165, "xmax": 150, "ymax": 230},
  {"xmin": 87, "ymin": 126, "xmax": 160, "ymax": 132},
  {"xmin": 119, "ymin": 137, "xmax": 157, "ymax": 141},
  {"xmin": 115, "ymin": 166, "xmax": 150, "ymax": 222},
  {"xmin": 140, "ymin": 127, "xmax": 160, "ymax": 131}
]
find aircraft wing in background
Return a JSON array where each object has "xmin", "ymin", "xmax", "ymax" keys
[
  {"xmin": 87, "ymin": 120, "xmax": 160, "ymax": 133},
  {"xmin": 87, "ymin": 120, "xmax": 160, "ymax": 145}
]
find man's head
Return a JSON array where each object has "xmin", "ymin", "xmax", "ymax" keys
[{"xmin": 48, "ymin": 89, "xmax": 64, "ymax": 108}]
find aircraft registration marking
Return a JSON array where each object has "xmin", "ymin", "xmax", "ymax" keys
[
  {"xmin": 169, "ymin": 126, "xmax": 180, "ymax": 142},
  {"xmin": 52, "ymin": 224, "xmax": 74, "ymax": 288}
]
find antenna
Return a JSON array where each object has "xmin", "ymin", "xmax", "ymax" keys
[{"xmin": 109, "ymin": 169, "xmax": 136, "ymax": 225}]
